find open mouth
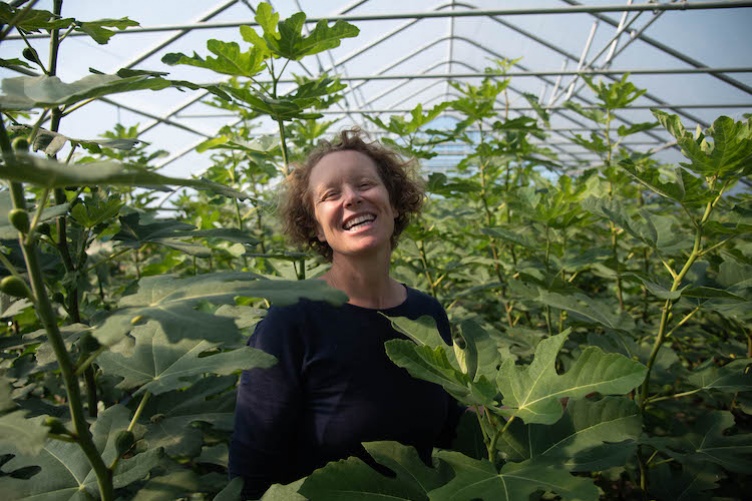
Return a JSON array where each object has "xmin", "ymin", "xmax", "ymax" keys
[{"xmin": 343, "ymin": 214, "xmax": 376, "ymax": 231}]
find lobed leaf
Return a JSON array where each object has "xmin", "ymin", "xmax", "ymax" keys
[
  {"xmin": 300, "ymin": 441, "xmax": 445, "ymax": 500},
  {"xmin": 686, "ymin": 358, "xmax": 752, "ymax": 393},
  {"xmin": 0, "ymin": 152, "xmax": 247, "ymax": 200},
  {"xmin": 500, "ymin": 397, "xmax": 641, "ymax": 472},
  {"xmin": 162, "ymin": 39, "xmax": 267, "ymax": 78},
  {"xmin": 497, "ymin": 331, "xmax": 647, "ymax": 424},
  {"xmin": 385, "ymin": 340, "xmax": 497, "ymax": 406},
  {"xmin": 92, "ymin": 272, "xmax": 346, "ymax": 346},
  {"xmin": 97, "ymin": 321, "xmax": 275, "ymax": 395},
  {"xmin": 0, "ymin": 405, "xmax": 161, "ymax": 498},
  {"xmin": 430, "ymin": 451, "xmax": 599, "ymax": 501}
]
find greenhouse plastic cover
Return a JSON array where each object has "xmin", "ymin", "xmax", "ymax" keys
[{"xmin": 1, "ymin": 0, "xmax": 750, "ymax": 178}]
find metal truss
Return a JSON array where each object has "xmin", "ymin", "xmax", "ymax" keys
[{"xmin": 4, "ymin": 0, "xmax": 749, "ymax": 173}]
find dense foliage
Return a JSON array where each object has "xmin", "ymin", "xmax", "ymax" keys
[{"xmin": 0, "ymin": 2, "xmax": 750, "ymax": 500}]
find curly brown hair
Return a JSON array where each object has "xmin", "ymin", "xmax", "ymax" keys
[{"xmin": 280, "ymin": 128, "xmax": 424, "ymax": 261}]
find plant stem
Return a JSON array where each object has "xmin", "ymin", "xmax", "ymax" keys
[
  {"xmin": 639, "ymin": 190, "xmax": 720, "ymax": 408},
  {"xmin": 277, "ymin": 118, "xmax": 290, "ymax": 175}
]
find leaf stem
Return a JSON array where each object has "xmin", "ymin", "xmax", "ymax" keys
[{"xmin": 128, "ymin": 391, "xmax": 151, "ymax": 433}]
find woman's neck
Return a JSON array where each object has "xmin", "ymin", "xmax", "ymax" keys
[{"xmin": 324, "ymin": 252, "xmax": 405, "ymax": 309}]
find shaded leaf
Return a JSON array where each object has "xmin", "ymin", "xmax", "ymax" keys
[
  {"xmin": 0, "ymin": 73, "xmax": 209, "ymax": 110},
  {"xmin": 430, "ymin": 451, "xmax": 599, "ymax": 501},
  {"xmin": 0, "ymin": 411, "xmax": 48, "ymax": 457},
  {"xmin": 501, "ymin": 397, "xmax": 641, "ymax": 472},
  {"xmin": 97, "ymin": 321, "xmax": 275, "ymax": 395},
  {"xmin": 686, "ymin": 358, "xmax": 752, "ymax": 393},
  {"xmin": 141, "ymin": 376, "xmax": 237, "ymax": 457},
  {"xmin": 385, "ymin": 340, "xmax": 497, "ymax": 406},
  {"xmin": 648, "ymin": 410, "xmax": 752, "ymax": 473},
  {"xmin": 300, "ymin": 441, "xmax": 445, "ymax": 500},
  {"xmin": 536, "ymin": 289, "xmax": 635, "ymax": 332},
  {"xmin": 93, "ymin": 272, "xmax": 346, "ymax": 346},
  {"xmin": 0, "ymin": 405, "xmax": 158, "ymax": 498},
  {"xmin": 0, "ymin": 152, "xmax": 247, "ymax": 200}
]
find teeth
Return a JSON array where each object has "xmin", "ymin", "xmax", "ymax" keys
[{"xmin": 344, "ymin": 214, "xmax": 375, "ymax": 230}]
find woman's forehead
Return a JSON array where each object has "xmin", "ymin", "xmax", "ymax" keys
[{"xmin": 309, "ymin": 150, "xmax": 379, "ymax": 184}]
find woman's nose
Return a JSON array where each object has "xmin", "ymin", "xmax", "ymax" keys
[{"xmin": 343, "ymin": 186, "xmax": 362, "ymax": 207}]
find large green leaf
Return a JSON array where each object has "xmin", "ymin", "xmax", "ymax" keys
[
  {"xmin": 535, "ymin": 289, "xmax": 635, "ymax": 332},
  {"xmin": 92, "ymin": 272, "xmax": 346, "ymax": 346},
  {"xmin": 113, "ymin": 212, "xmax": 211, "ymax": 257},
  {"xmin": 500, "ymin": 397, "xmax": 642, "ymax": 472},
  {"xmin": 140, "ymin": 376, "xmax": 236, "ymax": 457},
  {"xmin": 430, "ymin": 451, "xmax": 599, "ymax": 501},
  {"xmin": 300, "ymin": 441, "xmax": 446, "ymax": 500},
  {"xmin": 0, "ymin": 379, "xmax": 48, "ymax": 456},
  {"xmin": 497, "ymin": 330, "xmax": 647, "ymax": 424},
  {"xmin": 97, "ymin": 321, "xmax": 275, "ymax": 395},
  {"xmin": 648, "ymin": 461, "xmax": 721, "ymax": 501},
  {"xmin": 687, "ymin": 358, "xmax": 752, "ymax": 393},
  {"xmin": 654, "ymin": 111, "xmax": 752, "ymax": 179},
  {"xmin": 254, "ymin": 3, "xmax": 359, "ymax": 61},
  {"xmin": 647, "ymin": 410, "xmax": 752, "ymax": 474},
  {"xmin": 0, "ymin": 152, "xmax": 247, "ymax": 200},
  {"xmin": 0, "ymin": 3, "xmax": 138, "ymax": 44},
  {"xmin": 385, "ymin": 340, "xmax": 497, "ymax": 406},
  {"xmin": 161, "ymin": 39, "xmax": 267, "ymax": 78},
  {"xmin": 0, "ymin": 73, "xmax": 213, "ymax": 110},
  {"xmin": 582, "ymin": 196, "xmax": 658, "ymax": 248},
  {"xmin": 619, "ymin": 157, "xmax": 709, "ymax": 206},
  {"xmin": 0, "ymin": 405, "xmax": 162, "ymax": 498}
]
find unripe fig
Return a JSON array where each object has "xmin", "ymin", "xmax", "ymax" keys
[
  {"xmin": 115, "ymin": 430, "xmax": 135, "ymax": 456},
  {"xmin": 0, "ymin": 276, "xmax": 32, "ymax": 300},
  {"xmin": 8, "ymin": 208, "xmax": 30, "ymax": 233},
  {"xmin": 22, "ymin": 47, "xmax": 38, "ymax": 63}
]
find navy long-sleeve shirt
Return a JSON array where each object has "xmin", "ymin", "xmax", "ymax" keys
[{"xmin": 228, "ymin": 286, "xmax": 461, "ymax": 499}]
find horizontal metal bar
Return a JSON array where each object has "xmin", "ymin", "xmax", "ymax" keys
[
  {"xmin": 176, "ymin": 102, "xmax": 752, "ymax": 118},
  {"xmin": 7, "ymin": 1, "xmax": 752, "ymax": 39},
  {"xmin": 264, "ymin": 67, "xmax": 752, "ymax": 82}
]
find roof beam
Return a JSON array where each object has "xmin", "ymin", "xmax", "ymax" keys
[
  {"xmin": 264, "ymin": 67, "xmax": 752, "ymax": 82},
  {"xmin": 9, "ymin": 1, "xmax": 752, "ymax": 39}
]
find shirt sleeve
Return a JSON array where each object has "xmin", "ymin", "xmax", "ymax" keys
[{"xmin": 228, "ymin": 306, "xmax": 304, "ymax": 499}]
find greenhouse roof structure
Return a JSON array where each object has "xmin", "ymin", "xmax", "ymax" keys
[{"xmin": 1, "ymin": 0, "xmax": 751, "ymax": 179}]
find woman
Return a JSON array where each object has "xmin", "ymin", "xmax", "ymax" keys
[{"xmin": 229, "ymin": 129, "xmax": 461, "ymax": 498}]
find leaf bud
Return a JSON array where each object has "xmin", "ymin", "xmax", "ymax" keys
[
  {"xmin": 8, "ymin": 208, "xmax": 30, "ymax": 234},
  {"xmin": 0, "ymin": 276, "xmax": 32, "ymax": 300},
  {"xmin": 114, "ymin": 430, "xmax": 135, "ymax": 456},
  {"xmin": 44, "ymin": 417, "xmax": 70, "ymax": 436}
]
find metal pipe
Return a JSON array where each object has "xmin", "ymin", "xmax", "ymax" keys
[
  {"xmin": 8, "ymin": 1, "xmax": 751, "ymax": 40},
  {"xmin": 562, "ymin": 0, "xmax": 752, "ymax": 95},
  {"xmin": 257, "ymin": 67, "xmax": 752, "ymax": 82},
  {"xmin": 565, "ymin": 20, "xmax": 599, "ymax": 100}
]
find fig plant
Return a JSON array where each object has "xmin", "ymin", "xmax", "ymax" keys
[{"xmin": 0, "ymin": 1, "xmax": 750, "ymax": 501}]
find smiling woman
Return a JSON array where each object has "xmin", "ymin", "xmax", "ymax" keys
[{"xmin": 228, "ymin": 129, "xmax": 462, "ymax": 498}]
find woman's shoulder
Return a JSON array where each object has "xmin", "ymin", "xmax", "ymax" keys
[{"xmin": 403, "ymin": 286, "xmax": 444, "ymax": 313}]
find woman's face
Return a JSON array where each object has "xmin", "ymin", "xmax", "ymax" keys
[{"xmin": 308, "ymin": 150, "xmax": 397, "ymax": 260}]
